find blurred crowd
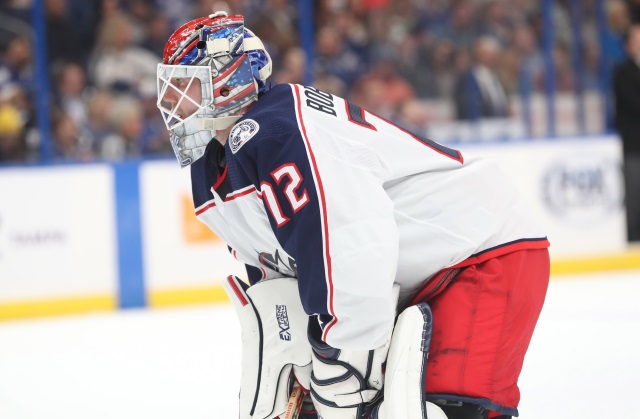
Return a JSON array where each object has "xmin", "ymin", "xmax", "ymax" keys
[{"xmin": 1, "ymin": 0, "xmax": 639, "ymax": 163}]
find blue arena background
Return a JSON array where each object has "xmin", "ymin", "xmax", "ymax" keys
[{"xmin": 1, "ymin": 0, "xmax": 639, "ymax": 319}]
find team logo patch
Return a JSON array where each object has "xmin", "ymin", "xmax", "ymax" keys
[{"xmin": 229, "ymin": 119, "xmax": 259, "ymax": 154}]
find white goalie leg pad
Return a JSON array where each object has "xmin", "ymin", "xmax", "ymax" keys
[
  {"xmin": 223, "ymin": 276, "xmax": 312, "ymax": 419},
  {"xmin": 375, "ymin": 303, "xmax": 448, "ymax": 419}
]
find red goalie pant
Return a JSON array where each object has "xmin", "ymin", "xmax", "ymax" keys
[{"xmin": 413, "ymin": 248, "xmax": 550, "ymax": 417}]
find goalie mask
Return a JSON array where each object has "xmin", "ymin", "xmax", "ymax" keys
[{"xmin": 157, "ymin": 11, "xmax": 272, "ymax": 167}]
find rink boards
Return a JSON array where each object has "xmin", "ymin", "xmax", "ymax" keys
[{"xmin": 0, "ymin": 135, "xmax": 636, "ymax": 320}]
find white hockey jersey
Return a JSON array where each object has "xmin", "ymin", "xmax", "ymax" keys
[{"xmin": 190, "ymin": 83, "xmax": 549, "ymax": 350}]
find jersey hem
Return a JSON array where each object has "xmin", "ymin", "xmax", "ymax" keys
[
  {"xmin": 450, "ymin": 237, "xmax": 550, "ymax": 269},
  {"xmin": 410, "ymin": 238, "xmax": 550, "ymax": 306}
]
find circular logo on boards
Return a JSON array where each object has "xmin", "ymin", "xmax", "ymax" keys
[{"xmin": 542, "ymin": 154, "xmax": 624, "ymax": 224}]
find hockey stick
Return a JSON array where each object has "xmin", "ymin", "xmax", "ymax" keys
[{"xmin": 282, "ymin": 381, "xmax": 305, "ymax": 419}]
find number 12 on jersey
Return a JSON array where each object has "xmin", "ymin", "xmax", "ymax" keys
[{"xmin": 260, "ymin": 163, "xmax": 310, "ymax": 227}]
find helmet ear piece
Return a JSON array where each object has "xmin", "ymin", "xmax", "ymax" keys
[{"xmin": 241, "ymin": 29, "xmax": 272, "ymax": 94}]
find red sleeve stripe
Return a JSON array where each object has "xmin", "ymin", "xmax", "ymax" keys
[
  {"xmin": 292, "ymin": 84, "xmax": 338, "ymax": 343},
  {"xmin": 195, "ymin": 199, "xmax": 217, "ymax": 215},
  {"xmin": 196, "ymin": 186, "xmax": 256, "ymax": 216},
  {"xmin": 225, "ymin": 185, "xmax": 257, "ymax": 201}
]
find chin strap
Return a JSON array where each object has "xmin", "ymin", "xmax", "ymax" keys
[{"xmin": 197, "ymin": 115, "xmax": 241, "ymax": 131}]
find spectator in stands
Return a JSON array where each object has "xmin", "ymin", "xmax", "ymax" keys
[
  {"xmin": 416, "ymin": 0, "xmax": 450, "ymax": 37},
  {"xmin": 365, "ymin": 9, "xmax": 400, "ymax": 62},
  {"xmin": 54, "ymin": 62, "xmax": 90, "ymax": 137},
  {"xmin": 438, "ymin": 2, "xmax": 481, "ymax": 48},
  {"xmin": 0, "ymin": 100, "xmax": 25, "ymax": 162},
  {"xmin": 551, "ymin": 44, "xmax": 576, "ymax": 92},
  {"xmin": 479, "ymin": 0, "xmax": 514, "ymax": 46},
  {"xmin": 89, "ymin": 12, "xmax": 159, "ymax": 97},
  {"xmin": 85, "ymin": 89, "xmax": 116, "ymax": 152},
  {"xmin": 140, "ymin": 10, "xmax": 171, "ymax": 58},
  {"xmin": 99, "ymin": 97, "xmax": 143, "ymax": 160},
  {"xmin": 0, "ymin": 82, "xmax": 33, "ymax": 160},
  {"xmin": 0, "ymin": 35, "xmax": 32, "ymax": 93},
  {"xmin": 332, "ymin": 9, "xmax": 369, "ymax": 59},
  {"xmin": 0, "ymin": 0, "xmax": 625, "ymax": 161},
  {"xmin": 613, "ymin": 24, "xmax": 640, "ymax": 242},
  {"xmin": 628, "ymin": 0, "xmax": 640, "ymax": 22},
  {"xmin": 272, "ymin": 46, "xmax": 305, "ymax": 85},
  {"xmin": 496, "ymin": 45, "xmax": 521, "ymax": 95},
  {"xmin": 154, "ymin": 0, "xmax": 192, "ymax": 29},
  {"xmin": 453, "ymin": 36, "xmax": 510, "ymax": 120},
  {"xmin": 350, "ymin": 55, "xmax": 416, "ymax": 122},
  {"xmin": 45, "ymin": 0, "xmax": 94, "ymax": 68},
  {"xmin": 349, "ymin": 77, "xmax": 394, "ymax": 120},
  {"xmin": 0, "ymin": 5, "xmax": 32, "ymax": 50},
  {"xmin": 509, "ymin": 23, "xmax": 544, "ymax": 90},
  {"xmin": 138, "ymin": 82, "xmax": 171, "ymax": 155},
  {"xmin": 313, "ymin": 72, "xmax": 347, "ymax": 97},
  {"xmin": 315, "ymin": 26, "xmax": 368, "ymax": 88},
  {"xmin": 125, "ymin": 0, "xmax": 155, "ymax": 45},
  {"xmin": 418, "ymin": 38, "xmax": 458, "ymax": 99},
  {"xmin": 395, "ymin": 30, "xmax": 438, "ymax": 98},
  {"xmin": 605, "ymin": 0, "xmax": 632, "ymax": 66},
  {"xmin": 51, "ymin": 109, "xmax": 93, "ymax": 161},
  {"xmin": 395, "ymin": 98, "xmax": 431, "ymax": 137}
]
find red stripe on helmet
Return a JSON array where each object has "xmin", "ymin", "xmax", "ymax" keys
[
  {"xmin": 214, "ymin": 83, "xmax": 255, "ymax": 108},
  {"xmin": 162, "ymin": 14, "xmax": 245, "ymax": 64},
  {"xmin": 213, "ymin": 54, "xmax": 247, "ymax": 94},
  {"xmin": 172, "ymin": 40, "xmax": 198, "ymax": 65}
]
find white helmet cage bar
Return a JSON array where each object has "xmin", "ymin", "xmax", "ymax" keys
[
  {"xmin": 157, "ymin": 64, "xmax": 214, "ymax": 130},
  {"xmin": 156, "ymin": 64, "xmax": 240, "ymax": 167}
]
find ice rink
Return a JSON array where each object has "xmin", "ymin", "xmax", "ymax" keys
[{"xmin": 1, "ymin": 270, "xmax": 639, "ymax": 419}]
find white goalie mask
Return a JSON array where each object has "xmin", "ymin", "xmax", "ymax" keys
[
  {"xmin": 157, "ymin": 64, "xmax": 239, "ymax": 167},
  {"xmin": 156, "ymin": 11, "xmax": 272, "ymax": 167}
]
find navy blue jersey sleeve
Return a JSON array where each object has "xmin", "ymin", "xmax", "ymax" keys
[
  {"xmin": 245, "ymin": 263, "xmax": 265, "ymax": 283},
  {"xmin": 229, "ymin": 84, "xmax": 331, "ymax": 321}
]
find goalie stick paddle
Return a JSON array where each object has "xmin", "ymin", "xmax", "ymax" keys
[{"xmin": 282, "ymin": 381, "xmax": 305, "ymax": 419}]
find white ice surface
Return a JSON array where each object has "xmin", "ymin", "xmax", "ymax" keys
[{"xmin": 0, "ymin": 270, "xmax": 639, "ymax": 419}]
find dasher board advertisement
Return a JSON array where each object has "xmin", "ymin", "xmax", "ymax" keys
[{"xmin": 0, "ymin": 165, "xmax": 117, "ymax": 302}]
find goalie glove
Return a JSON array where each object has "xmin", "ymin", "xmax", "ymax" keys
[
  {"xmin": 224, "ymin": 276, "xmax": 313, "ymax": 419},
  {"xmin": 308, "ymin": 320, "xmax": 391, "ymax": 419},
  {"xmin": 307, "ymin": 285, "xmax": 400, "ymax": 419}
]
